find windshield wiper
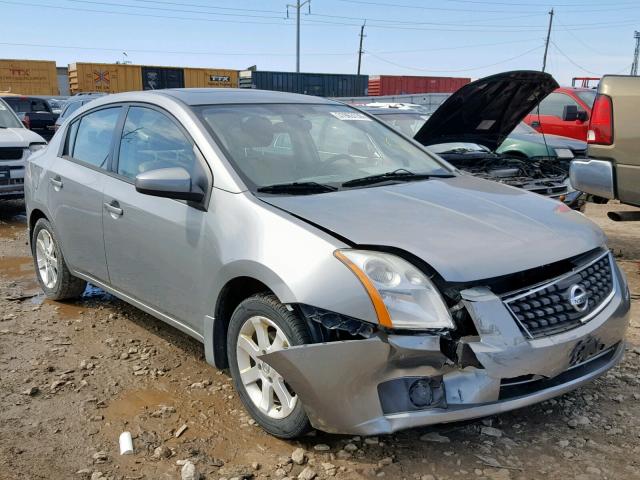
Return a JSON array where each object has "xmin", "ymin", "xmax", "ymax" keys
[
  {"xmin": 342, "ymin": 169, "xmax": 453, "ymax": 188},
  {"xmin": 256, "ymin": 181, "xmax": 338, "ymax": 195}
]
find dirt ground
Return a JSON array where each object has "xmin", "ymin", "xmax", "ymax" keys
[{"xmin": 1, "ymin": 199, "xmax": 639, "ymax": 480}]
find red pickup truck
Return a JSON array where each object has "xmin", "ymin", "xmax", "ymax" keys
[{"xmin": 523, "ymin": 87, "xmax": 596, "ymax": 141}]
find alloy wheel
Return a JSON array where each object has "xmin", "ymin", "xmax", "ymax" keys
[
  {"xmin": 236, "ymin": 315, "xmax": 297, "ymax": 419},
  {"xmin": 35, "ymin": 229, "xmax": 59, "ymax": 289}
]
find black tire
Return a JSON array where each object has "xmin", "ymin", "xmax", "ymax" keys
[
  {"xmin": 227, "ymin": 293, "xmax": 312, "ymax": 438},
  {"xmin": 31, "ymin": 218, "xmax": 86, "ymax": 300}
]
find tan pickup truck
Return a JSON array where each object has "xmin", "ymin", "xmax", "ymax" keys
[{"xmin": 570, "ymin": 75, "xmax": 640, "ymax": 220}]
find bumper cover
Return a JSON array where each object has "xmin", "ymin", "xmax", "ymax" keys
[
  {"xmin": 260, "ymin": 261, "xmax": 630, "ymax": 435},
  {"xmin": 570, "ymin": 158, "xmax": 615, "ymax": 199}
]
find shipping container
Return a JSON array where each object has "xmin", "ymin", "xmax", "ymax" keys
[
  {"xmin": 69, "ymin": 63, "xmax": 142, "ymax": 94},
  {"xmin": 239, "ymin": 70, "xmax": 368, "ymax": 97},
  {"xmin": 0, "ymin": 59, "xmax": 59, "ymax": 95},
  {"xmin": 183, "ymin": 68, "xmax": 239, "ymax": 89},
  {"xmin": 368, "ymin": 75, "xmax": 470, "ymax": 96},
  {"xmin": 69, "ymin": 63, "xmax": 238, "ymax": 94}
]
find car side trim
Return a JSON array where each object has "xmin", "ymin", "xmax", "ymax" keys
[{"xmin": 72, "ymin": 272, "xmax": 204, "ymax": 342}]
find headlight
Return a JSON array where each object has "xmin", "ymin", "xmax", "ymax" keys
[
  {"xmin": 335, "ymin": 249, "xmax": 454, "ymax": 330},
  {"xmin": 29, "ymin": 143, "xmax": 47, "ymax": 152}
]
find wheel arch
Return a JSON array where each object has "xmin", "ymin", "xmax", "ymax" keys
[
  {"xmin": 207, "ymin": 274, "xmax": 285, "ymax": 369},
  {"xmin": 28, "ymin": 208, "xmax": 49, "ymax": 247}
]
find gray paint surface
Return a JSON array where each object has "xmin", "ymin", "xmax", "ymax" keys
[
  {"xmin": 24, "ymin": 88, "xmax": 630, "ymax": 435},
  {"xmin": 263, "ymin": 175, "xmax": 605, "ymax": 282}
]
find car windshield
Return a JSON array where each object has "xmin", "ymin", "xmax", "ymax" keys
[
  {"xmin": 576, "ymin": 90, "xmax": 597, "ymax": 108},
  {"xmin": 0, "ymin": 99, "xmax": 23, "ymax": 128},
  {"xmin": 367, "ymin": 111, "xmax": 430, "ymax": 137},
  {"xmin": 196, "ymin": 103, "xmax": 450, "ymax": 189},
  {"xmin": 512, "ymin": 121, "xmax": 538, "ymax": 134}
]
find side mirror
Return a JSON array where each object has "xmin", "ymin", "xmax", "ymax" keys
[
  {"xmin": 562, "ymin": 104, "xmax": 578, "ymax": 121},
  {"xmin": 577, "ymin": 110, "xmax": 588, "ymax": 122},
  {"xmin": 135, "ymin": 167, "xmax": 204, "ymax": 202}
]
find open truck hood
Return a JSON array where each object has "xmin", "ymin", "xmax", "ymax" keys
[
  {"xmin": 262, "ymin": 175, "xmax": 603, "ymax": 282},
  {"xmin": 414, "ymin": 71, "xmax": 558, "ymax": 152}
]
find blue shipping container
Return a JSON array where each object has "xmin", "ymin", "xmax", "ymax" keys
[{"xmin": 239, "ymin": 70, "xmax": 368, "ymax": 97}]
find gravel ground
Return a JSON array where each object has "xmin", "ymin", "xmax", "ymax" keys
[{"xmin": 1, "ymin": 199, "xmax": 639, "ymax": 480}]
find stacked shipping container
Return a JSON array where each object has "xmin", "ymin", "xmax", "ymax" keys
[
  {"xmin": 239, "ymin": 70, "xmax": 368, "ymax": 97},
  {"xmin": 0, "ymin": 59, "xmax": 59, "ymax": 95},
  {"xmin": 368, "ymin": 75, "xmax": 470, "ymax": 96},
  {"xmin": 68, "ymin": 62, "xmax": 239, "ymax": 94},
  {"xmin": 1, "ymin": 58, "xmax": 470, "ymax": 98}
]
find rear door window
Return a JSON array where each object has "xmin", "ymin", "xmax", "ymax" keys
[
  {"xmin": 116, "ymin": 106, "xmax": 196, "ymax": 179},
  {"xmin": 71, "ymin": 107, "xmax": 121, "ymax": 169}
]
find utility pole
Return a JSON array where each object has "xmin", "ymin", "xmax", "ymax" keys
[
  {"xmin": 631, "ymin": 31, "xmax": 640, "ymax": 76},
  {"xmin": 357, "ymin": 20, "xmax": 366, "ymax": 75},
  {"xmin": 287, "ymin": 0, "xmax": 311, "ymax": 73},
  {"xmin": 542, "ymin": 8, "xmax": 554, "ymax": 72}
]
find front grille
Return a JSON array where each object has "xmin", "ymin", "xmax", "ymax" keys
[
  {"xmin": 0, "ymin": 148, "xmax": 25, "ymax": 161},
  {"xmin": 504, "ymin": 252, "xmax": 615, "ymax": 339}
]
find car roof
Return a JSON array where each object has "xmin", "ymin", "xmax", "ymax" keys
[{"xmin": 124, "ymin": 88, "xmax": 342, "ymax": 106}]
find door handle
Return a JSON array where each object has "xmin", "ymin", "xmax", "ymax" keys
[
  {"xmin": 104, "ymin": 201, "xmax": 123, "ymax": 216},
  {"xmin": 49, "ymin": 176, "xmax": 63, "ymax": 189},
  {"xmin": 531, "ymin": 121, "xmax": 541, "ymax": 128}
]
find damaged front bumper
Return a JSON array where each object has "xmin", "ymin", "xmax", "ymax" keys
[{"xmin": 260, "ymin": 260, "xmax": 630, "ymax": 435}]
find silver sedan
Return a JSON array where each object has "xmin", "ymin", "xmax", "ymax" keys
[{"xmin": 25, "ymin": 88, "xmax": 629, "ymax": 437}]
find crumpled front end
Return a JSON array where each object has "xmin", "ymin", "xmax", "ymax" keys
[{"xmin": 260, "ymin": 252, "xmax": 630, "ymax": 435}]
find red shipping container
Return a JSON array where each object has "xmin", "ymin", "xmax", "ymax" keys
[{"xmin": 368, "ymin": 75, "xmax": 470, "ymax": 96}]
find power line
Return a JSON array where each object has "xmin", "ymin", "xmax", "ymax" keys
[
  {"xmin": 337, "ymin": 0, "xmax": 640, "ymax": 14},
  {"xmin": 550, "ymin": 40, "xmax": 603, "ymax": 75},
  {"xmin": 0, "ymin": 0, "xmax": 292, "ymax": 25},
  {"xmin": 0, "ymin": 41, "xmax": 358, "ymax": 57},
  {"xmin": 366, "ymin": 45, "xmax": 544, "ymax": 73},
  {"xmin": 65, "ymin": 0, "xmax": 285, "ymax": 20},
  {"xmin": 126, "ymin": 0, "xmax": 283, "ymax": 14},
  {"xmin": 445, "ymin": 0, "xmax": 640, "ymax": 7},
  {"xmin": 0, "ymin": 39, "xmax": 546, "ymax": 57}
]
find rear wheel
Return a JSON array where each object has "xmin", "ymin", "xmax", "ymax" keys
[
  {"xmin": 227, "ymin": 293, "xmax": 311, "ymax": 438},
  {"xmin": 32, "ymin": 218, "xmax": 86, "ymax": 300}
]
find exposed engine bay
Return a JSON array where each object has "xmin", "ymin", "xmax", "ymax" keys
[{"xmin": 437, "ymin": 149, "xmax": 570, "ymax": 196}]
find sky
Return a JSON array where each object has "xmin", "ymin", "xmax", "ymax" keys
[{"xmin": 0, "ymin": 0, "xmax": 638, "ymax": 86}]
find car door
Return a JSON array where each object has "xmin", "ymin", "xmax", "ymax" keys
[
  {"xmin": 102, "ymin": 104, "xmax": 211, "ymax": 332},
  {"xmin": 47, "ymin": 106, "xmax": 123, "ymax": 282},
  {"xmin": 524, "ymin": 92, "xmax": 587, "ymax": 140}
]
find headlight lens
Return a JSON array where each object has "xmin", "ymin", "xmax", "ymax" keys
[
  {"xmin": 28, "ymin": 143, "xmax": 47, "ymax": 152},
  {"xmin": 335, "ymin": 249, "xmax": 454, "ymax": 330}
]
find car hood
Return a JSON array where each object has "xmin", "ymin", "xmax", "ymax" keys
[
  {"xmin": 262, "ymin": 175, "xmax": 604, "ymax": 282},
  {"xmin": 0, "ymin": 127, "xmax": 46, "ymax": 147},
  {"xmin": 414, "ymin": 71, "xmax": 559, "ymax": 152},
  {"xmin": 501, "ymin": 132, "xmax": 586, "ymax": 151}
]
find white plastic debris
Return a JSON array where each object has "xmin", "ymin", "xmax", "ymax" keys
[{"xmin": 119, "ymin": 431, "xmax": 134, "ymax": 455}]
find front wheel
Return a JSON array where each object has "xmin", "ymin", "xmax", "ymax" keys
[{"xmin": 227, "ymin": 293, "xmax": 311, "ymax": 438}]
